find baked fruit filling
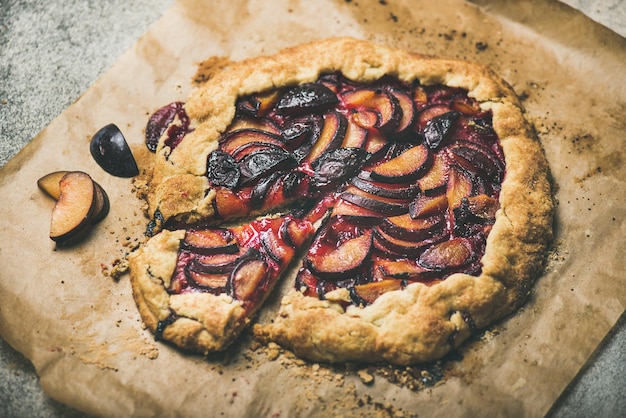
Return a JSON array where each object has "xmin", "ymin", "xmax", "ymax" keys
[{"xmin": 149, "ymin": 72, "xmax": 504, "ymax": 308}]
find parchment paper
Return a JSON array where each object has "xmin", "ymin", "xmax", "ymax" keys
[{"xmin": 1, "ymin": 0, "xmax": 624, "ymax": 416}]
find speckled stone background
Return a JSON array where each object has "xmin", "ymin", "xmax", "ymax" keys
[{"xmin": 1, "ymin": 0, "xmax": 624, "ymax": 417}]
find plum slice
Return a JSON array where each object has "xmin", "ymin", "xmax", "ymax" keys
[
  {"xmin": 239, "ymin": 147, "xmax": 297, "ymax": 184},
  {"xmin": 189, "ymin": 250, "xmax": 249, "ymax": 274},
  {"xmin": 447, "ymin": 140, "xmax": 504, "ymax": 182},
  {"xmin": 250, "ymin": 171, "xmax": 282, "ymax": 210},
  {"xmin": 236, "ymin": 90, "xmax": 282, "ymax": 118},
  {"xmin": 220, "ymin": 129, "xmax": 286, "ymax": 156},
  {"xmin": 465, "ymin": 194, "xmax": 499, "ymax": 221},
  {"xmin": 351, "ymin": 172, "xmax": 420, "ymax": 200},
  {"xmin": 330, "ymin": 199, "xmax": 387, "ymax": 219},
  {"xmin": 340, "ymin": 186, "xmax": 410, "ymax": 216},
  {"xmin": 423, "ymin": 111, "xmax": 461, "ymax": 149},
  {"xmin": 418, "ymin": 238, "xmax": 476, "ymax": 270},
  {"xmin": 388, "ymin": 87, "xmax": 416, "ymax": 136},
  {"xmin": 370, "ymin": 144, "xmax": 432, "ymax": 183},
  {"xmin": 417, "ymin": 152, "xmax": 448, "ymax": 195},
  {"xmin": 352, "ymin": 279, "xmax": 404, "ymax": 305},
  {"xmin": 181, "ymin": 228, "xmax": 239, "ymax": 255},
  {"xmin": 185, "ymin": 266, "xmax": 230, "ymax": 292},
  {"xmin": 225, "ymin": 117, "xmax": 281, "ymax": 137},
  {"xmin": 409, "ymin": 194, "xmax": 449, "ymax": 219},
  {"xmin": 49, "ymin": 171, "xmax": 98, "ymax": 244},
  {"xmin": 311, "ymin": 147, "xmax": 369, "ymax": 189},
  {"xmin": 307, "ymin": 229, "xmax": 373, "ymax": 280},
  {"xmin": 342, "ymin": 116, "xmax": 369, "ymax": 148},
  {"xmin": 145, "ymin": 101, "xmax": 188, "ymax": 152},
  {"xmin": 90, "ymin": 181, "xmax": 110, "ymax": 224},
  {"xmin": 446, "ymin": 167, "xmax": 474, "ymax": 209},
  {"xmin": 303, "ymin": 111, "xmax": 347, "ymax": 164},
  {"xmin": 206, "ymin": 151, "xmax": 240, "ymax": 188},
  {"xmin": 372, "ymin": 258, "xmax": 430, "ymax": 281},
  {"xmin": 372, "ymin": 226, "xmax": 447, "ymax": 257},
  {"xmin": 378, "ymin": 213, "xmax": 445, "ymax": 242},
  {"xmin": 37, "ymin": 171, "xmax": 69, "ymax": 200},
  {"xmin": 275, "ymin": 83, "xmax": 338, "ymax": 116},
  {"xmin": 342, "ymin": 88, "xmax": 401, "ymax": 133},
  {"xmin": 90, "ymin": 124, "xmax": 139, "ymax": 178},
  {"xmin": 228, "ymin": 258, "xmax": 270, "ymax": 302}
]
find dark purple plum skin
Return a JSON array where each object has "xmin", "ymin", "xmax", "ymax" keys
[{"xmin": 90, "ymin": 123, "xmax": 139, "ymax": 178}]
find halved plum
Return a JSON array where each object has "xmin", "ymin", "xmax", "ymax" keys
[
  {"xmin": 307, "ymin": 229, "xmax": 373, "ymax": 280},
  {"xmin": 370, "ymin": 144, "xmax": 432, "ymax": 184},
  {"xmin": 90, "ymin": 124, "xmax": 139, "ymax": 178},
  {"xmin": 181, "ymin": 228, "xmax": 239, "ymax": 255}
]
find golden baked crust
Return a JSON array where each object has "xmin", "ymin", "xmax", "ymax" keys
[{"xmin": 131, "ymin": 37, "xmax": 554, "ymax": 364}]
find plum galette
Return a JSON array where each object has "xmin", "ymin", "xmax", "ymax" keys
[{"xmin": 128, "ymin": 37, "xmax": 553, "ymax": 365}]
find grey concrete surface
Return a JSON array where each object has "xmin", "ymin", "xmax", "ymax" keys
[{"xmin": 1, "ymin": 0, "xmax": 624, "ymax": 417}]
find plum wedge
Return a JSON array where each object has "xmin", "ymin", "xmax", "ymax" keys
[
  {"xmin": 39, "ymin": 170, "xmax": 110, "ymax": 245},
  {"xmin": 370, "ymin": 144, "xmax": 432, "ymax": 183},
  {"xmin": 49, "ymin": 171, "xmax": 98, "ymax": 244},
  {"xmin": 307, "ymin": 229, "xmax": 373, "ymax": 280}
]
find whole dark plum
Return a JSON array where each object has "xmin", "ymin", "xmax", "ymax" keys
[{"xmin": 89, "ymin": 124, "xmax": 139, "ymax": 178}]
